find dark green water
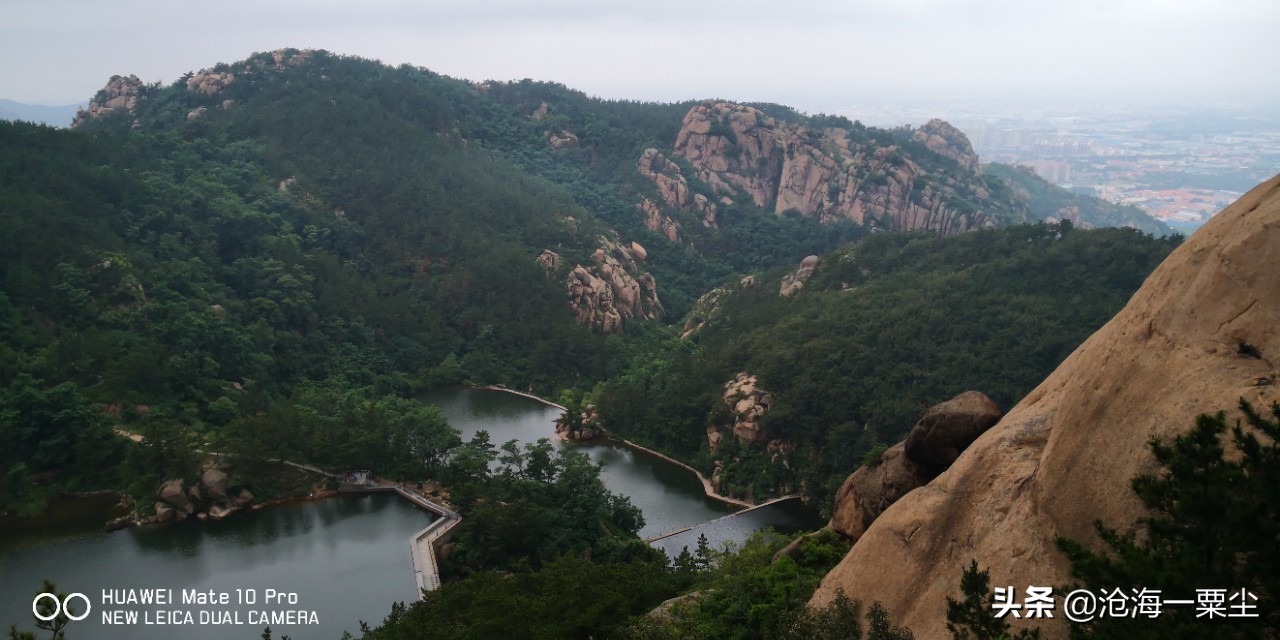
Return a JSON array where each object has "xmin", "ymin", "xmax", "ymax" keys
[
  {"xmin": 0, "ymin": 493, "xmax": 430, "ymax": 639},
  {"xmin": 0, "ymin": 387, "xmax": 820, "ymax": 639}
]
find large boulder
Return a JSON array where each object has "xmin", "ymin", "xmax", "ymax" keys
[
  {"xmin": 201, "ymin": 468, "xmax": 230, "ymax": 501},
  {"xmin": 154, "ymin": 502, "xmax": 177, "ymax": 523},
  {"xmin": 158, "ymin": 479, "xmax": 189, "ymax": 510},
  {"xmin": 780, "ymin": 256, "xmax": 821, "ymax": 297},
  {"xmin": 810, "ymin": 176, "xmax": 1280, "ymax": 638},
  {"xmin": 828, "ymin": 443, "xmax": 933, "ymax": 540},
  {"xmin": 902, "ymin": 391, "xmax": 1002, "ymax": 468}
]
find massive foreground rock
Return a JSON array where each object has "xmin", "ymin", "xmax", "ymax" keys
[
  {"xmin": 829, "ymin": 391, "xmax": 1002, "ymax": 540},
  {"xmin": 810, "ymin": 176, "xmax": 1280, "ymax": 637}
]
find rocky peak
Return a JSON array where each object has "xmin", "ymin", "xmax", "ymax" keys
[
  {"xmin": 636, "ymin": 148, "xmax": 718, "ymax": 233},
  {"xmin": 566, "ymin": 238, "xmax": 663, "ymax": 334},
  {"xmin": 911, "ymin": 119, "xmax": 980, "ymax": 173},
  {"xmin": 187, "ymin": 70, "xmax": 235, "ymax": 96},
  {"xmin": 186, "ymin": 48, "xmax": 314, "ymax": 97},
  {"xmin": 810, "ymin": 176, "xmax": 1280, "ymax": 638},
  {"xmin": 671, "ymin": 101, "xmax": 1003, "ymax": 235},
  {"xmin": 72, "ymin": 74, "xmax": 148, "ymax": 127}
]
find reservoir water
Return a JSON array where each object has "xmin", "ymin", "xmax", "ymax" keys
[{"xmin": 0, "ymin": 387, "xmax": 819, "ymax": 638}]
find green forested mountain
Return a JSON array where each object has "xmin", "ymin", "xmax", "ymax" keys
[
  {"xmin": 0, "ymin": 47, "xmax": 1205, "ymax": 640},
  {"xmin": 2, "ymin": 48, "xmax": 1176, "ymax": 521},
  {"xmin": 594, "ymin": 223, "xmax": 1180, "ymax": 511},
  {"xmin": 985, "ymin": 162, "xmax": 1173, "ymax": 236}
]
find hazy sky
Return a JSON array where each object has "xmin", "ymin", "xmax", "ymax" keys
[{"xmin": 2, "ymin": 0, "xmax": 1277, "ymax": 109}]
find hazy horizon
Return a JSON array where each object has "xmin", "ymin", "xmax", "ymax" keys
[{"xmin": 2, "ymin": 0, "xmax": 1278, "ymax": 114}]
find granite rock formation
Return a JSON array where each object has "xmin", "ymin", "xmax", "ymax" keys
[
  {"xmin": 810, "ymin": 176, "xmax": 1280, "ymax": 638},
  {"xmin": 672, "ymin": 102, "xmax": 1011, "ymax": 234},
  {"xmin": 566, "ymin": 238, "xmax": 663, "ymax": 334}
]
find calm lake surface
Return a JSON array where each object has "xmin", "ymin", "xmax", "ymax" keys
[{"xmin": 1, "ymin": 387, "xmax": 819, "ymax": 638}]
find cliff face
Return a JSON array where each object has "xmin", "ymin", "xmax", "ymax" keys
[
  {"xmin": 566, "ymin": 238, "xmax": 663, "ymax": 334},
  {"xmin": 669, "ymin": 102, "xmax": 1009, "ymax": 235},
  {"xmin": 810, "ymin": 176, "xmax": 1280, "ymax": 637}
]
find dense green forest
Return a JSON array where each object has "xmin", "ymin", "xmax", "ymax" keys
[
  {"xmin": 0, "ymin": 46, "xmax": 1219, "ymax": 640},
  {"xmin": 594, "ymin": 223, "xmax": 1181, "ymax": 510}
]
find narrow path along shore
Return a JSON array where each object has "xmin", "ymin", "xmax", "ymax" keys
[
  {"xmin": 477, "ymin": 385, "xmax": 567, "ymax": 411},
  {"xmin": 474, "ymin": 385, "xmax": 788, "ymax": 511},
  {"xmin": 642, "ymin": 495, "xmax": 803, "ymax": 543}
]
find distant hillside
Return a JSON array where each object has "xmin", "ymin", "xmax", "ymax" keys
[
  {"xmin": 2, "ymin": 47, "xmax": 1176, "ymax": 520},
  {"xmin": 0, "ymin": 99, "xmax": 83, "ymax": 127},
  {"xmin": 594, "ymin": 223, "xmax": 1180, "ymax": 509},
  {"xmin": 986, "ymin": 161, "xmax": 1174, "ymax": 235}
]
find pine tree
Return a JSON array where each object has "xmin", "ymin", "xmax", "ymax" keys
[{"xmin": 1055, "ymin": 399, "xmax": 1280, "ymax": 639}]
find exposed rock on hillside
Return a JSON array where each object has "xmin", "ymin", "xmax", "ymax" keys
[
  {"xmin": 186, "ymin": 49, "xmax": 313, "ymax": 97},
  {"xmin": 828, "ymin": 391, "xmax": 1001, "ymax": 540},
  {"xmin": 636, "ymin": 148, "xmax": 718, "ymax": 229},
  {"xmin": 536, "ymin": 249, "xmax": 560, "ymax": 276},
  {"xmin": 548, "ymin": 130, "xmax": 578, "ymax": 149},
  {"xmin": 187, "ymin": 70, "xmax": 235, "ymax": 96},
  {"xmin": 810, "ymin": 176, "xmax": 1280, "ymax": 638},
  {"xmin": 721, "ymin": 372, "xmax": 773, "ymax": 444},
  {"xmin": 672, "ymin": 102, "xmax": 1007, "ymax": 234},
  {"xmin": 780, "ymin": 255, "xmax": 821, "ymax": 297},
  {"xmin": 567, "ymin": 238, "xmax": 663, "ymax": 334},
  {"xmin": 638, "ymin": 197, "xmax": 682, "ymax": 242},
  {"xmin": 73, "ymin": 74, "xmax": 147, "ymax": 126},
  {"xmin": 911, "ymin": 119, "xmax": 981, "ymax": 173}
]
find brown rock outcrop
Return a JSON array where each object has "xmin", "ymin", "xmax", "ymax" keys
[
  {"xmin": 828, "ymin": 443, "xmax": 932, "ymax": 541},
  {"xmin": 672, "ymin": 102, "xmax": 1012, "ymax": 235},
  {"xmin": 780, "ymin": 255, "xmax": 821, "ymax": 297},
  {"xmin": 566, "ymin": 238, "xmax": 663, "ymax": 334},
  {"xmin": 901, "ymin": 390, "xmax": 1002, "ymax": 468},
  {"xmin": 186, "ymin": 70, "xmax": 235, "ymax": 96},
  {"xmin": 636, "ymin": 149, "xmax": 719, "ymax": 229},
  {"xmin": 638, "ymin": 197, "xmax": 682, "ymax": 242},
  {"xmin": 548, "ymin": 131, "xmax": 578, "ymax": 149},
  {"xmin": 911, "ymin": 119, "xmax": 981, "ymax": 173},
  {"xmin": 536, "ymin": 249, "xmax": 561, "ymax": 276},
  {"xmin": 722, "ymin": 373, "xmax": 772, "ymax": 444},
  {"xmin": 72, "ymin": 74, "xmax": 147, "ymax": 127},
  {"xmin": 810, "ymin": 176, "xmax": 1280, "ymax": 638}
]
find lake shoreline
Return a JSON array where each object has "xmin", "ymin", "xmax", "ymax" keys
[{"xmin": 474, "ymin": 385, "xmax": 758, "ymax": 510}]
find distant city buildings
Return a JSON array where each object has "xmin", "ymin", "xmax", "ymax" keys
[{"xmin": 821, "ymin": 100, "xmax": 1280, "ymax": 232}]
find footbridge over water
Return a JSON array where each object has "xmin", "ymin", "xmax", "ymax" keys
[{"xmin": 339, "ymin": 473, "xmax": 461, "ymax": 599}]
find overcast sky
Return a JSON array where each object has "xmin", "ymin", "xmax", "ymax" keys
[{"xmin": 2, "ymin": 0, "xmax": 1277, "ymax": 110}]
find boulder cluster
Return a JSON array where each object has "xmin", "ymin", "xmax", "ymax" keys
[
  {"xmin": 153, "ymin": 467, "xmax": 254, "ymax": 523},
  {"xmin": 565, "ymin": 239, "xmax": 663, "ymax": 334},
  {"xmin": 717, "ymin": 372, "xmax": 774, "ymax": 445}
]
